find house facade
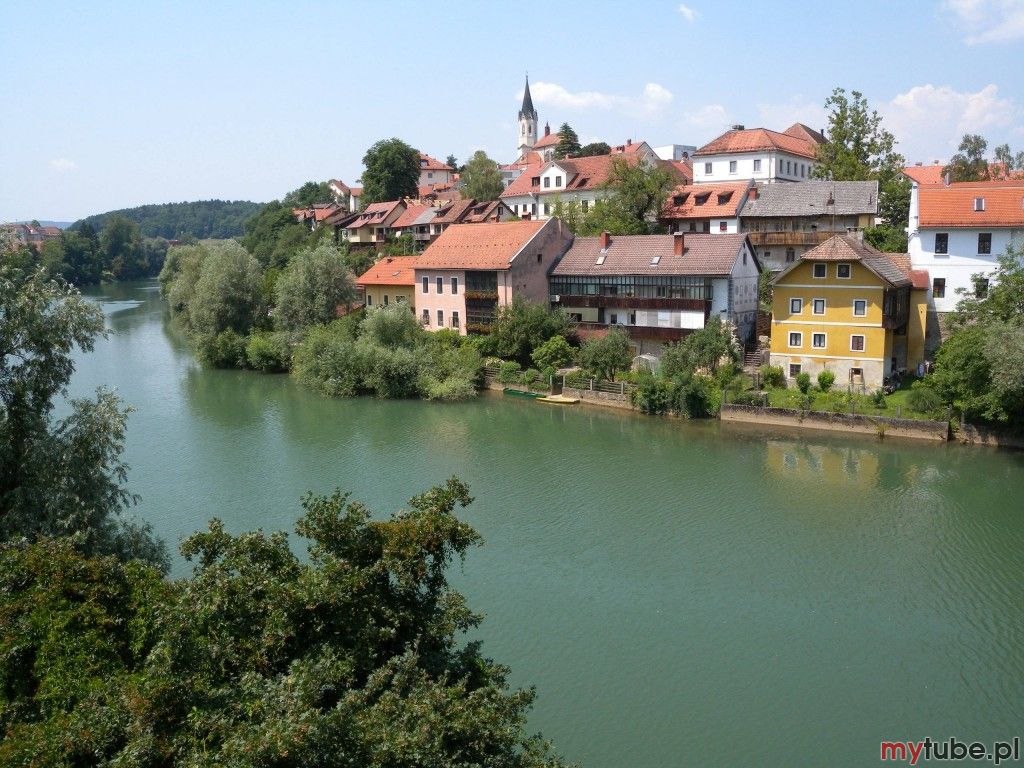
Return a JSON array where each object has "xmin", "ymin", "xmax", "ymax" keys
[
  {"xmin": 342, "ymin": 200, "xmax": 407, "ymax": 245},
  {"xmin": 418, "ymin": 154, "xmax": 454, "ymax": 187},
  {"xmin": 550, "ymin": 232, "xmax": 761, "ymax": 353},
  {"xmin": 691, "ymin": 124, "xmax": 822, "ymax": 184},
  {"xmin": 355, "ymin": 255, "xmax": 418, "ymax": 309},
  {"xmin": 907, "ymin": 179, "xmax": 1024, "ymax": 316},
  {"xmin": 770, "ymin": 235, "xmax": 929, "ymax": 389},
  {"xmin": 414, "ymin": 219, "xmax": 572, "ymax": 334},
  {"xmin": 661, "ymin": 181, "xmax": 752, "ymax": 235}
]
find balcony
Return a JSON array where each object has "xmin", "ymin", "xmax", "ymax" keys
[
  {"xmin": 575, "ymin": 322, "xmax": 694, "ymax": 342},
  {"xmin": 554, "ymin": 295, "xmax": 710, "ymax": 313},
  {"xmin": 745, "ymin": 231, "xmax": 846, "ymax": 247}
]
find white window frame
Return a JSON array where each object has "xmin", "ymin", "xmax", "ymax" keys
[
  {"xmin": 437, "ymin": 309, "xmax": 444, "ymax": 327},
  {"xmin": 811, "ymin": 332, "xmax": 827, "ymax": 349},
  {"xmin": 422, "ymin": 276, "xmax": 429, "ymax": 293},
  {"xmin": 789, "ymin": 298, "xmax": 803, "ymax": 314},
  {"xmin": 729, "ymin": 160, "xmax": 737, "ymax": 174},
  {"xmin": 850, "ymin": 334, "xmax": 866, "ymax": 352},
  {"xmin": 436, "ymin": 276, "xmax": 443, "ymax": 294},
  {"xmin": 853, "ymin": 298, "xmax": 867, "ymax": 317},
  {"xmin": 788, "ymin": 331, "xmax": 803, "ymax": 348},
  {"xmin": 812, "ymin": 263, "xmax": 827, "ymax": 279},
  {"xmin": 812, "ymin": 298, "xmax": 826, "ymax": 315},
  {"xmin": 836, "ymin": 263, "xmax": 852, "ymax": 279},
  {"xmin": 451, "ymin": 276, "xmax": 458, "ymax": 294},
  {"xmin": 753, "ymin": 158, "xmax": 761, "ymax": 172}
]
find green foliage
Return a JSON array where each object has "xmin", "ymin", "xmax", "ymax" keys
[
  {"xmin": 863, "ymin": 223, "xmax": 908, "ymax": 253},
  {"xmin": 73, "ymin": 199, "xmax": 262, "ymax": 240},
  {"xmin": 660, "ymin": 317, "xmax": 738, "ymax": 377},
  {"xmin": 992, "ymin": 142, "xmax": 1024, "ymax": 179},
  {"xmin": 871, "ymin": 389, "xmax": 887, "ymax": 408},
  {"xmin": 760, "ymin": 364, "xmax": 785, "ymax": 389},
  {"xmin": 445, "ymin": 153, "xmax": 459, "ymax": 171},
  {"xmin": 554, "ymin": 123, "xmax": 581, "ymax": 159},
  {"xmin": 498, "ymin": 360, "xmax": 523, "ymax": 385},
  {"xmin": 188, "ymin": 241, "xmax": 265, "ymax": 338},
  {"xmin": 196, "ymin": 328, "xmax": 247, "ymax": 368},
  {"xmin": 577, "ymin": 141, "xmax": 611, "ymax": 157},
  {"xmin": 906, "ymin": 381, "xmax": 942, "ymax": 414},
  {"xmin": 361, "ymin": 303, "xmax": 424, "ymax": 348},
  {"xmin": 489, "ymin": 297, "xmax": 575, "ymax": 367},
  {"xmin": 0, "ymin": 264, "xmax": 166, "ymax": 570},
  {"xmin": 245, "ymin": 331, "xmax": 293, "ymax": 372},
  {"xmin": 361, "ymin": 138, "xmax": 421, "ymax": 205},
  {"xmin": 817, "ymin": 370, "xmax": 836, "ymax": 392},
  {"xmin": 949, "ymin": 246, "xmax": 1024, "ymax": 330},
  {"xmin": 758, "ymin": 269, "xmax": 773, "ymax": 312},
  {"xmin": 460, "ymin": 150, "xmax": 504, "ymax": 202},
  {"xmin": 579, "ymin": 158, "xmax": 676, "ymax": 236},
  {"xmin": 631, "ymin": 373, "xmax": 673, "ymax": 415},
  {"xmin": 274, "ymin": 243, "xmax": 356, "ymax": 332},
  {"xmin": 531, "ymin": 334, "xmax": 576, "ymax": 371},
  {"xmin": 282, "ymin": 180, "xmax": 335, "ymax": 207},
  {"xmin": 242, "ymin": 200, "xmax": 316, "ymax": 269},
  {"xmin": 578, "ymin": 327, "xmax": 632, "ymax": 381},
  {"xmin": 944, "ymin": 134, "xmax": 990, "ymax": 182},
  {"xmin": 0, "ymin": 480, "xmax": 569, "ymax": 767},
  {"xmin": 292, "ymin": 323, "xmax": 366, "ymax": 397},
  {"xmin": 795, "ymin": 372, "xmax": 812, "ymax": 394},
  {"xmin": 932, "ymin": 324, "xmax": 1024, "ymax": 423}
]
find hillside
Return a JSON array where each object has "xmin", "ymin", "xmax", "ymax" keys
[{"xmin": 74, "ymin": 200, "xmax": 264, "ymax": 239}]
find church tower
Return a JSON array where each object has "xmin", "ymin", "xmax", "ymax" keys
[{"xmin": 517, "ymin": 74, "xmax": 538, "ymax": 157}]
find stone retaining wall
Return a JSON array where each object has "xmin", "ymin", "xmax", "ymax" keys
[
  {"xmin": 720, "ymin": 404, "xmax": 950, "ymax": 442},
  {"xmin": 956, "ymin": 423, "xmax": 1024, "ymax": 449},
  {"xmin": 562, "ymin": 386, "xmax": 635, "ymax": 411}
]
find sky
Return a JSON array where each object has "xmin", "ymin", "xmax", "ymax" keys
[{"xmin": 2, "ymin": 0, "xmax": 1023, "ymax": 222}]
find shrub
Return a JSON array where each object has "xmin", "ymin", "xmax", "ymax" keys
[
  {"xmin": 564, "ymin": 370, "xmax": 590, "ymax": 389},
  {"xmin": 731, "ymin": 391, "xmax": 767, "ymax": 407},
  {"xmin": 497, "ymin": 360, "xmax": 523, "ymax": 385},
  {"xmin": 817, "ymin": 370, "xmax": 836, "ymax": 392},
  {"xmin": 245, "ymin": 331, "xmax": 292, "ymax": 372},
  {"xmin": 196, "ymin": 329, "xmax": 246, "ymax": 368},
  {"xmin": 906, "ymin": 382, "xmax": 942, "ymax": 414},
  {"xmin": 523, "ymin": 368, "xmax": 540, "ymax": 384},
  {"xmin": 291, "ymin": 324, "xmax": 363, "ymax": 397},
  {"xmin": 795, "ymin": 372, "xmax": 812, "ymax": 394},
  {"xmin": 870, "ymin": 389, "xmax": 887, "ymax": 408},
  {"xmin": 531, "ymin": 334, "xmax": 577, "ymax": 371},
  {"xmin": 760, "ymin": 365, "xmax": 785, "ymax": 389},
  {"xmin": 362, "ymin": 343, "xmax": 421, "ymax": 399},
  {"xmin": 631, "ymin": 375, "xmax": 673, "ymax": 415},
  {"xmin": 678, "ymin": 375, "xmax": 718, "ymax": 418}
]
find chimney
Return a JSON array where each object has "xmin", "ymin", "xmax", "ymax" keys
[
  {"xmin": 944, "ymin": 172, "xmax": 951, "ymax": 186},
  {"xmin": 544, "ymin": 123, "xmax": 551, "ymax": 137},
  {"xmin": 915, "ymin": 161, "xmax": 923, "ymax": 166},
  {"xmin": 599, "ymin": 231, "xmax": 610, "ymax": 250},
  {"xmin": 627, "ymin": 138, "xmax": 632, "ymax": 146},
  {"xmin": 749, "ymin": 186, "xmax": 758, "ymax": 201},
  {"xmin": 673, "ymin": 232, "xmax": 684, "ymax": 256}
]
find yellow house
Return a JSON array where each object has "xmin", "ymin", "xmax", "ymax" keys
[
  {"xmin": 354, "ymin": 255, "xmax": 418, "ymax": 311},
  {"xmin": 769, "ymin": 235, "xmax": 929, "ymax": 389}
]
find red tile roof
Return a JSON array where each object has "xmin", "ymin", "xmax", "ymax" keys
[
  {"xmin": 669, "ymin": 159, "xmax": 693, "ymax": 184},
  {"xmin": 415, "ymin": 220, "xmax": 548, "ymax": 270},
  {"xmin": 903, "ymin": 164, "xmax": 945, "ymax": 185},
  {"xmin": 432, "ymin": 198, "xmax": 476, "ymax": 225},
  {"xmin": 610, "ymin": 140, "xmax": 647, "ymax": 155},
  {"xmin": 918, "ymin": 182, "xmax": 1024, "ymax": 227},
  {"xmin": 532, "ymin": 131, "xmax": 561, "ymax": 149},
  {"xmin": 782, "ymin": 123, "xmax": 826, "ymax": 145},
  {"xmin": 694, "ymin": 127, "xmax": 817, "ymax": 159},
  {"xmin": 661, "ymin": 181, "xmax": 752, "ymax": 220},
  {"xmin": 553, "ymin": 233, "xmax": 750, "ymax": 277},
  {"xmin": 419, "ymin": 153, "xmax": 453, "ymax": 171},
  {"xmin": 500, "ymin": 155, "xmax": 650, "ymax": 198},
  {"xmin": 347, "ymin": 200, "xmax": 404, "ymax": 229},
  {"xmin": 390, "ymin": 203, "xmax": 432, "ymax": 229},
  {"xmin": 785, "ymin": 235, "xmax": 911, "ymax": 287},
  {"xmin": 355, "ymin": 255, "xmax": 419, "ymax": 287}
]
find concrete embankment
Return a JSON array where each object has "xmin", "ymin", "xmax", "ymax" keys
[{"xmin": 720, "ymin": 403, "xmax": 950, "ymax": 442}]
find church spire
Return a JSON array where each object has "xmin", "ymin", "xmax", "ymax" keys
[{"xmin": 519, "ymin": 74, "xmax": 537, "ymax": 121}]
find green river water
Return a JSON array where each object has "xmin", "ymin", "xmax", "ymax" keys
[{"xmin": 69, "ymin": 281, "xmax": 1024, "ymax": 767}]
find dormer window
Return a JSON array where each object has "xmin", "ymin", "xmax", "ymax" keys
[
  {"xmin": 673, "ymin": 192, "xmax": 689, "ymax": 206},
  {"xmin": 717, "ymin": 192, "xmax": 733, "ymax": 204},
  {"xmin": 531, "ymin": 177, "xmax": 540, "ymax": 187},
  {"xmin": 695, "ymin": 194, "xmax": 710, "ymax": 206},
  {"xmin": 974, "ymin": 197, "xmax": 985, "ymax": 212}
]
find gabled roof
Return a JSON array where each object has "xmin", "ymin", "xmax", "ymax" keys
[
  {"xmin": 329, "ymin": 179, "xmax": 351, "ymax": 194},
  {"xmin": 661, "ymin": 181, "xmax": 752, "ymax": 220},
  {"xmin": 346, "ymin": 200, "xmax": 405, "ymax": 229},
  {"xmin": 419, "ymin": 153, "xmax": 453, "ymax": 172},
  {"xmin": 463, "ymin": 199, "xmax": 510, "ymax": 223},
  {"xmin": 741, "ymin": 180, "xmax": 878, "ymax": 217},
  {"xmin": 773, "ymin": 234, "xmax": 911, "ymax": 288},
  {"xmin": 694, "ymin": 127, "xmax": 818, "ymax": 159},
  {"xmin": 322, "ymin": 209, "xmax": 360, "ymax": 228},
  {"xmin": 432, "ymin": 198, "xmax": 476, "ymax": 225},
  {"xmin": 533, "ymin": 129, "xmax": 561, "ymax": 149},
  {"xmin": 390, "ymin": 203, "xmax": 432, "ymax": 229},
  {"xmin": 552, "ymin": 233, "xmax": 753, "ymax": 277},
  {"xmin": 355, "ymin": 255, "xmax": 419, "ymax": 287},
  {"xmin": 500, "ymin": 154, "xmax": 651, "ymax": 198},
  {"xmin": 782, "ymin": 123, "xmax": 826, "ymax": 145},
  {"xmin": 918, "ymin": 181, "xmax": 1024, "ymax": 227},
  {"xmin": 610, "ymin": 140, "xmax": 648, "ymax": 155},
  {"xmin": 415, "ymin": 220, "xmax": 549, "ymax": 270},
  {"xmin": 669, "ymin": 159, "xmax": 693, "ymax": 184},
  {"xmin": 903, "ymin": 164, "xmax": 945, "ymax": 185}
]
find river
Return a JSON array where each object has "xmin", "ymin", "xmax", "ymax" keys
[{"xmin": 69, "ymin": 280, "xmax": 1024, "ymax": 767}]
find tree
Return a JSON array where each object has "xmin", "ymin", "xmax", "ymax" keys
[
  {"xmin": 489, "ymin": 298, "xmax": 575, "ymax": 366},
  {"xmin": 360, "ymin": 302, "xmax": 424, "ymax": 348},
  {"xmin": 274, "ymin": 243, "xmax": 356, "ymax": 332},
  {"xmin": 531, "ymin": 334, "xmax": 577, "ymax": 370},
  {"xmin": 0, "ymin": 480, "xmax": 570, "ymax": 767},
  {"xmin": 555, "ymin": 123, "xmax": 581, "ymax": 159},
  {"xmin": 445, "ymin": 153, "xmax": 459, "ymax": 171},
  {"xmin": 242, "ymin": 200, "xmax": 313, "ymax": 268},
  {"xmin": 0, "ymin": 263, "xmax": 166, "ymax": 569},
  {"xmin": 361, "ymin": 138, "xmax": 420, "ymax": 205},
  {"xmin": 577, "ymin": 141, "xmax": 611, "ymax": 157},
  {"xmin": 992, "ymin": 143, "xmax": 1024, "ymax": 179},
  {"xmin": 188, "ymin": 241, "xmax": 265, "ymax": 338},
  {"xmin": 460, "ymin": 150, "xmax": 504, "ymax": 202},
  {"xmin": 578, "ymin": 326, "xmax": 632, "ymax": 381},
  {"xmin": 100, "ymin": 215, "xmax": 147, "ymax": 280},
  {"xmin": 572, "ymin": 158, "xmax": 676, "ymax": 236},
  {"xmin": 863, "ymin": 224, "xmax": 908, "ymax": 253},
  {"xmin": 948, "ymin": 246, "xmax": 1024, "ymax": 329},
  {"xmin": 282, "ymin": 180, "xmax": 334, "ymax": 207},
  {"xmin": 660, "ymin": 316, "xmax": 738, "ymax": 377},
  {"xmin": 944, "ymin": 134, "xmax": 990, "ymax": 182}
]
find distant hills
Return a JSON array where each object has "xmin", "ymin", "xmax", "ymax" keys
[
  {"xmin": 73, "ymin": 200, "xmax": 264, "ymax": 240},
  {"xmin": 13, "ymin": 220, "xmax": 74, "ymax": 229}
]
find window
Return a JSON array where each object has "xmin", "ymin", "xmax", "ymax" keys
[
  {"xmin": 383, "ymin": 294, "xmax": 389, "ymax": 306},
  {"xmin": 786, "ymin": 248, "xmax": 796, "ymax": 263},
  {"xmin": 790, "ymin": 298, "xmax": 803, "ymax": 314},
  {"xmin": 395, "ymin": 295, "xmax": 406, "ymax": 304},
  {"xmin": 451, "ymin": 276, "xmax": 458, "ymax": 293},
  {"xmin": 763, "ymin": 250, "xmax": 771, "ymax": 262},
  {"xmin": 436, "ymin": 276, "xmax": 443, "ymax": 293},
  {"xmin": 850, "ymin": 335, "xmax": 865, "ymax": 352},
  {"xmin": 812, "ymin": 263, "xmax": 826, "ymax": 278},
  {"xmin": 800, "ymin": 164, "xmax": 806, "ymax": 178},
  {"xmin": 729, "ymin": 160, "xmax": 737, "ymax": 174},
  {"xmin": 812, "ymin": 298, "xmax": 826, "ymax": 315},
  {"xmin": 934, "ymin": 233, "xmax": 948, "ymax": 254},
  {"xmin": 544, "ymin": 203, "xmax": 550, "ymax": 215},
  {"xmin": 422, "ymin": 276, "xmax": 429, "ymax": 293},
  {"xmin": 853, "ymin": 299, "xmax": 867, "ymax": 316},
  {"xmin": 932, "ymin": 277, "xmax": 946, "ymax": 298},
  {"xmin": 837, "ymin": 263, "xmax": 851, "ymax": 279},
  {"xmin": 366, "ymin": 294, "xmax": 373, "ymax": 306},
  {"xmin": 543, "ymin": 177, "xmax": 550, "ymax": 188},
  {"xmin": 786, "ymin": 160, "xmax": 791, "ymax": 174},
  {"xmin": 974, "ymin": 196, "xmax": 985, "ymax": 212},
  {"xmin": 704, "ymin": 162, "xmax": 712, "ymax": 174},
  {"xmin": 850, "ymin": 367, "xmax": 863, "ymax": 380},
  {"xmin": 789, "ymin": 363, "xmax": 801, "ymax": 377},
  {"xmin": 812, "ymin": 333, "xmax": 826, "ymax": 349},
  {"xmin": 451, "ymin": 311, "xmax": 460, "ymax": 329},
  {"xmin": 974, "ymin": 277, "xmax": 990, "ymax": 297},
  {"xmin": 753, "ymin": 159, "xmax": 762, "ymax": 172},
  {"xmin": 788, "ymin": 331, "xmax": 802, "ymax": 347},
  {"xmin": 531, "ymin": 203, "xmax": 537, "ymax": 215},
  {"xmin": 437, "ymin": 309, "xmax": 444, "ymax": 326},
  {"xmin": 978, "ymin": 233, "xmax": 992, "ymax": 254},
  {"xmin": 719, "ymin": 221, "xmax": 727, "ymax": 232},
  {"xmin": 555, "ymin": 176, "xmax": 562, "ymax": 187},
  {"xmin": 421, "ymin": 309, "xmax": 429, "ymax": 325}
]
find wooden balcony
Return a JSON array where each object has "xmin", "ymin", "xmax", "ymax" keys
[
  {"xmin": 576, "ymin": 322, "xmax": 694, "ymax": 341},
  {"xmin": 554, "ymin": 295, "xmax": 710, "ymax": 312},
  {"xmin": 745, "ymin": 231, "xmax": 846, "ymax": 247}
]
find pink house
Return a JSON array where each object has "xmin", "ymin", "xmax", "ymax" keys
[{"xmin": 414, "ymin": 218, "xmax": 572, "ymax": 334}]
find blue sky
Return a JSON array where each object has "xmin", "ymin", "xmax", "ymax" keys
[{"xmin": 2, "ymin": 0, "xmax": 1022, "ymax": 222}]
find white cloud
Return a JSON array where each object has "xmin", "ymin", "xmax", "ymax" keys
[
  {"xmin": 883, "ymin": 83, "xmax": 1021, "ymax": 162},
  {"xmin": 49, "ymin": 158, "xmax": 77, "ymax": 172},
  {"xmin": 679, "ymin": 103, "xmax": 732, "ymax": 139},
  {"xmin": 944, "ymin": 0, "xmax": 1024, "ymax": 43},
  {"xmin": 677, "ymin": 3, "xmax": 698, "ymax": 22},
  {"xmin": 529, "ymin": 81, "xmax": 674, "ymax": 118}
]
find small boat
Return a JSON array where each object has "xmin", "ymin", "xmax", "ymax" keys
[
  {"xmin": 503, "ymin": 387, "xmax": 543, "ymax": 399},
  {"xmin": 536, "ymin": 395, "xmax": 580, "ymax": 405}
]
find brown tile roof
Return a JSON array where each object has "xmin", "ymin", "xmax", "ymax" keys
[
  {"xmin": 432, "ymin": 198, "xmax": 476, "ymax": 224},
  {"xmin": 462, "ymin": 200, "xmax": 510, "ymax": 223},
  {"xmin": 610, "ymin": 140, "xmax": 647, "ymax": 155},
  {"xmin": 552, "ymin": 233, "xmax": 750, "ymax": 277},
  {"xmin": 793, "ymin": 234, "xmax": 910, "ymax": 287},
  {"xmin": 694, "ymin": 127, "xmax": 818, "ymax": 159},
  {"xmin": 419, "ymin": 153, "xmax": 453, "ymax": 171},
  {"xmin": 669, "ymin": 159, "xmax": 693, "ymax": 184},
  {"xmin": 500, "ymin": 155, "xmax": 648, "ymax": 198},
  {"xmin": 782, "ymin": 123, "xmax": 826, "ymax": 145},
  {"xmin": 355, "ymin": 255, "xmax": 419, "ymax": 287},
  {"xmin": 347, "ymin": 200, "xmax": 404, "ymax": 229},
  {"xmin": 918, "ymin": 182, "xmax": 1024, "ymax": 227},
  {"xmin": 533, "ymin": 131, "xmax": 561, "ymax": 149},
  {"xmin": 415, "ymin": 220, "xmax": 549, "ymax": 270},
  {"xmin": 661, "ymin": 181, "xmax": 752, "ymax": 220},
  {"xmin": 322, "ymin": 209, "xmax": 360, "ymax": 227},
  {"xmin": 390, "ymin": 203, "xmax": 432, "ymax": 229}
]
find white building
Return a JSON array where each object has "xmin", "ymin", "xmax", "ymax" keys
[
  {"xmin": 653, "ymin": 144, "xmax": 697, "ymax": 162},
  {"xmin": 691, "ymin": 124, "xmax": 822, "ymax": 184},
  {"xmin": 418, "ymin": 154, "xmax": 454, "ymax": 187},
  {"xmin": 908, "ymin": 180, "xmax": 1024, "ymax": 314}
]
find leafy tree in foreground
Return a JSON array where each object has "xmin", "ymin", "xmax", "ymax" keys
[
  {"xmin": 944, "ymin": 134, "xmax": 990, "ymax": 182},
  {"xmin": 0, "ymin": 263, "xmax": 167, "ymax": 569},
  {"xmin": 489, "ymin": 298, "xmax": 575, "ymax": 367},
  {"xmin": 577, "ymin": 158, "xmax": 676, "ymax": 236},
  {"xmin": 0, "ymin": 479, "xmax": 570, "ymax": 767},
  {"xmin": 460, "ymin": 150, "xmax": 504, "ymax": 202},
  {"xmin": 361, "ymin": 138, "xmax": 421, "ymax": 205},
  {"xmin": 579, "ymin": 326, "xmax": 632, "ymax": 381},
  {"xmin": 274, "ymin": 243, "xmax": 356, "ymax": 332},
  {"xmin": 660, "ymin": 316, "xmax": 738, "ymax": 378},
  {"xmin": 555, "ymin": 123, "xmax": 581, "ymax": 159}
]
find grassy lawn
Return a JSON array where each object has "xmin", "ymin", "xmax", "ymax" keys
[{"xmin": 755, "ymin": 380, "xmax": 950, "ymax": 422}]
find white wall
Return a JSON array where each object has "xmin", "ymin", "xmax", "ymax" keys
[
  {"xmin": 654, "ymin": 144, "xmax": 697, "ymax": 161},
  {"xmin": 694, "ymin": 151, "xmax": 814, "ymax": 184}
]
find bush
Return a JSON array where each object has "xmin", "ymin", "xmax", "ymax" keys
[
  {"xmin": 564, "ymin": 370, "xmax": 590, "ymax": 389},
  {"xmin": 760, "ymin": 364, "xmax": 785, "ymax": 389},
  {"xmin": 817, "ymin": 370, "xmax": 836, "ymax": 392},
  {"xmin": 795, "ymin": 372, "xmax": 812, "ymax": 394},
  {"xmin": 531, "ymin": 334, "xmax": 576, "ymax": 371},
  {"xmin": 731, "ymin": 391, "xmax": 767, "ymax": 407},
  {"xmin": 679, "ymin": 376, "xmax": 718, "ymax": 418},
  {"xmin": 870, "ymin": 389, "xmax": 887, "ymax": 408},
  {"xmin": 497, "ymin": 360, "xmax": 523, "ymax": 385},
  {"xmin": 362, "ymin": 343, "xmax": 421, "ymax": 399},
  {"xmin": 631, "ymin": 375, "xmax": 673, "ymax": 415},
  {"xmin": 291, "ymin": 324, "xmax": 364, "ymax": 397},
  {"xmin": 196, "ymin": 329, "xmax": 246, "ymax": 368},
  {"xmin": 906, "ymin": 382, "xmax": 942, "ymax": 414},
  {"xmin": 245, "ymin": 331, "xmax": 292, "ymax": 372}
]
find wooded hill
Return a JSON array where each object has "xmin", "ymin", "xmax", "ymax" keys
[{"xmin": 74, "ymin": 199, "xmax": 264, "ymax": 239}]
